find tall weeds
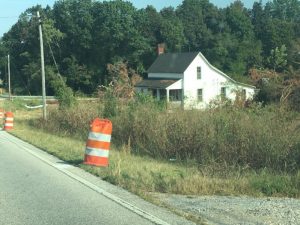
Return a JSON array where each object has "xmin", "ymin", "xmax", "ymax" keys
[{"xmin": 35, "ymin": 97, "xmax": 300, "ymax": 173}]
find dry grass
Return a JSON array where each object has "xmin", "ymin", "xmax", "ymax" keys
[{"xmin": 2, "ymin": 99, "xmax": 300, "ymax": 198}]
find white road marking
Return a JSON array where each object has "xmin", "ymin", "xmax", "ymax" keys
[{"xmin": 2, "ymin": 133, "xmax": 171, "ymax": 225}]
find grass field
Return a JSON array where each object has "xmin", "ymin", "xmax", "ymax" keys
[{"xmin": 1, "ymin": 99, "xmax": 300, "ymax": 199}]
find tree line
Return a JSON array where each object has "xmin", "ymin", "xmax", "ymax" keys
[{"xmin": 0, "ymin": 0, "xmax": 299, "ymax": 106}]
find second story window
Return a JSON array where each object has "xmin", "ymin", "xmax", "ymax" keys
[
  {"xmin": 221, "ymin": 87, "xmax": 226, "ymax": 98},
  {"xmin": 197, "ymin": 67, "xmax": 201, "ymax": 79}
]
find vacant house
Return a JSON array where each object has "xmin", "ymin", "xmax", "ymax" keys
[{"xmin": 136, "ymin": 50, "xmax": 256, "ymax": 109}]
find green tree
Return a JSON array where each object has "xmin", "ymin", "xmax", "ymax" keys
[
  {"xmin": 135, "ymin": 6, "xmax": 163, "ymax": 69},
  {"xmin": 61, "ymin": 56, "xmax": 94, "ymax": 94},
  {"xmin": 160, "ymin": 7, "xmax": 186, "ymax": 52},
  {"xmin": 0, "ymin": 43, "xmax": 8, "ymax": 84},
  {"xmin": 224, "ymin": 1, "xmax": 262, "ymax": 75},
  {"xmin": 267, "ymin": 0, "xmax": 300, "ymax": 22},
  {"xmin": 177, "ymin": 0, "xmax": 214, "ymax": 51},
  {"xmin": 267, "ymin": 45, "xmax": 288, "ymax": 72},
  {"xmin": 91, "ymin": 1, "xmax": 149, "ymax": 78},
  {"xmin": 52, "ymin": 0, "xmax": 93, "ymax": 64},
  {"xmin": 1, "ymin": 6, "xmax": 46, "ymax": 94}
]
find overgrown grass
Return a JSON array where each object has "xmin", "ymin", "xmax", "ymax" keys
[
  {"xmin": 2, "ymin": 98, "xmax": 300, "ymax": 198},
  {"xmin": 30, "ymin": 97, "xmax": 300, "ymax": 173}
]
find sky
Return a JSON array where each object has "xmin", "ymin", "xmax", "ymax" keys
[{"xmin": 0, "ymin": 0, "xmax": 268, "ymax": 38}]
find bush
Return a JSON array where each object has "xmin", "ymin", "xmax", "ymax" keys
[
  {"xmin": 113, "ymin": 103, "xmax": 300, "ymax": 172},
  {"xmin": 103, "ymin": 89, "xmax": 117, "ymax": 118},
  {"xmin": 289, "ymin": 86, "xmax": 300, "ymax": 111},
  {"xmin": 38, "ymin": 97, "xmax": 300, "ymax": 173},
  {"xmin": 250, "ymin": 170, "xmax": 299, "ymax": 197},
  {"xmin": 50, "ymin": 77, "xmax": 76, "ymax": 109}
]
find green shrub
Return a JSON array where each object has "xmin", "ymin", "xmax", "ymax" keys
[
  {"xmin": 50, "ymin": 77, "xmax": 76, "ymax": 109},
  {"xmin": 3, "ymin": 98, "xmax": 27, "ymax": 111},
  {"xmin": 250, "ymin": 170, "xmax": 299, "ymax": 197},
  {"xmin": 103, "ymin": 90, "xmax": 117, "ymax": 119},
  {"xmin": 37, "ymin": 97, "xmax": 300, "ymax": 173}
]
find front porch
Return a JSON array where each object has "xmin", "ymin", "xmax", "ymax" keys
[{"xmin": 135, "ymin": 79, "xmax": 183, "ymax": 107}]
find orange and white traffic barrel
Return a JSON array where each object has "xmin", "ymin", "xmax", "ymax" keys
[
  {"xmin": 84, "ymin": 118, "xmax": 112, "ymax": 167},
  {"xmin": 4, "ymin": 112, "xmax": 14, "ymax": 130}
]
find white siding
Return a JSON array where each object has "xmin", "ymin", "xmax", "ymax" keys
[
  {"xmin": 166, "ymin": 79, "xmax": 183, "ymax": 90},
  {"xmin": 237, "ymin": 84, "xmax": 256, "ymax": 99},
  {"xmin": 141, "ymin": 52, "xmax": 256, "ymax": 110},
  {"xmin": 182, "ymin": 54, "xmax": 255, "ymax": 109}
]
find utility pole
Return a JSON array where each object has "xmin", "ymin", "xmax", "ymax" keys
[
  {"xmin": 7, "ymin": 54, "xmax": 11, "ymax": 101},
  {"xmin": 37, "ymin": 11, "xmax": 47, "ymax": 120}
]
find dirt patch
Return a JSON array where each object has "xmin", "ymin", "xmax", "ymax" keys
[{"xmin": 152, "ymin": 194, "xmax": 300, "ymax": 225}]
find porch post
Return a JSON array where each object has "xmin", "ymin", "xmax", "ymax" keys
[
  {"xmin": 157, "ymin": 89, "xmax": 160, "ymax": 100},
  {"xmin": 166, "ymin": 89, "xmax": 169, "ymax": 102}
]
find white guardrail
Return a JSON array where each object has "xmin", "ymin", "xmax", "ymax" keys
[
  {"xmin": 0, "ymin": 95, "xmax": 98, "ymax": 101},
  {"xmin": 0, "ymin": 95, "xmax": 56, "ymax": 100}
]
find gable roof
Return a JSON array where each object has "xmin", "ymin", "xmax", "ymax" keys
[
  {"xmin": 147, "ymin": 52, "xmax": 199, "ymax": 73},
  {"xmin": 147, "ymin": 51, "xmax": 256, "ymax": 89}
]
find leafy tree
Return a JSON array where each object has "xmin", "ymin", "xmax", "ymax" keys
[
  {"xmin": 52, "ymin": 0, "xmax": 93, "ymax": 64},
  {"xmin": 91, "ymin": 1, "xmax": 150, "ymax": 77},
  {"xmin": 0, "ymin": 43, "xmax": 8, "ymax": 85},
  {"xmin": 177, "ymin": 0, "xmax": 213, "ymax": 51},
  {"xmin": 222, "ymin": 1, "xmax": 262, "ymax": 75},
  {"xmin": 160, "ymin": 7, "xmax": 186, "ymax": 52},
  {"xmin": 50, "ymin": 76, "xmax": 76, "ymax": 109},
  {"xmin": 267, "ymin": 0, "xmax": 300, "ymax": 22},
  {"xmin": 267, "ymin": 45, "xmax": 288, "ymax": 72},
  {"xmin": 287, "ymin": 39, "xmax": 300, "ymax": 70},
  {"xmin": 226, "ymin": 1, "xmax": 253, "ymax": 40},
  {"xmin": 61, "ymin": 56, "xmax": 94, "ymax": 94},
  {"xmin": 1, "ymin": 0, "xmax": 300, "ymax": 100},
  {"xmin": 135, "ymin": 6, "xmax": 164, "ymax": 70}
]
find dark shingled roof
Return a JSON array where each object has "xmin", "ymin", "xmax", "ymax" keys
[
  {"xmin": 135, "ymin": 79, "xmax": 179, "ymax": 89},
  {"xmin": 147, "ymin": 52, "xmax": 199, "ymax": 73}
]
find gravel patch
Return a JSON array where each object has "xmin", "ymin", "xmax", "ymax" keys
[{"xmin": 153, "ymin": 194, "xmax": 300, "ymax": 225}]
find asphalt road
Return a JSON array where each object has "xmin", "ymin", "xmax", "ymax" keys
[{"xmin": 0, "ymin": 131, "xmax": 174, "ymax": 225}]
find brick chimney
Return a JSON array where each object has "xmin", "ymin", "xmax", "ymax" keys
[{"xmin": 157, "ymin": 43, "xmax": 165, "ymax": 55}]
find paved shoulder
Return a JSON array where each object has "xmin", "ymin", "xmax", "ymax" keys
[{"xmin": 0, "ymin": 131, "xmax": 195, "ymax": 225}]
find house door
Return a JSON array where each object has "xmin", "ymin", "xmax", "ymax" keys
[{"xmin": 160, "ymin": 89, "xmax": 166, "ymax": 100}]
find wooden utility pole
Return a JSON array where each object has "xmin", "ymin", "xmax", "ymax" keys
[
  {"xmin": 37, "ymin": 11, "xmax": 47, "ymax": 120},
  {"xmin": 7, "ymin": 54, "xmax": 11, "ymax": 101}
]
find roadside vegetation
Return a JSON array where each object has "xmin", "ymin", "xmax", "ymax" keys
[
  {"xmin": 1, "ymin": 0, "xmax": 300, "ymax": 202},
  {"xmin": 2, "ymin": 95, "xmax": 300, "ymax": 199},
  {"xmin": 1, "ymin": 0, "xmax": 300, "ymax": 97}
]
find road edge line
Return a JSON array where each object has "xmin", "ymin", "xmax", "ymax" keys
[{"xmin": 5, "ymin": 134, "xmax": 170, "ymax": 225}]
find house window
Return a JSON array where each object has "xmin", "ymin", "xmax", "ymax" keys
[
  {"xmin": 197, "ymin": 67, "xmax": 201, "ymax": 79},
  {"xmin": 169, "ymin": 89, "xmax": 182, "ymax": 102},
  {"xmin": 151, "ymin": 89, "xmax": 156, "ymax": 98},
  {"xmin": 197, "ymin": 89, "xmax": 203, "ymax": 102},
  {"xmin": 242, "ymin": 89, "xmax": 246, "ymax": 100},
  {"xmin": 160, "ymin": 89, "xmax": 166, "ymax": 100},
  {"xmin": 221, "ymin": 87, "xmax": 226, "ymax": 98}
]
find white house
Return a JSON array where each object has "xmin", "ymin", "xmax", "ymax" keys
[{"xmin": 136, "ymin": 51, "xmax": 256, "ymax": 109}]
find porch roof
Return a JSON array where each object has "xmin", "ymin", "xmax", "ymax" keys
[{"xmin": 135, "ymin": 79, "xmax": 179, "ymax": 89}]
